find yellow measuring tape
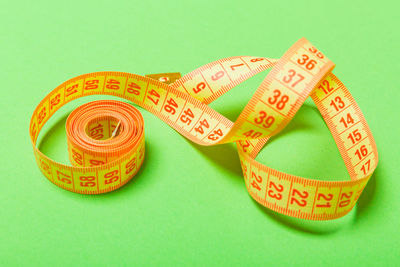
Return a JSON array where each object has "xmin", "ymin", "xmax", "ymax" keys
[{"xmin": 30, "ymin": 38, "xmax": 378, "ymax": 220}]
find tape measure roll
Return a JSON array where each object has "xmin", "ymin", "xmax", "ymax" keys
[
  {"xmin": 64, "ymin": 100, "xmax": 145, "ymax": 193},
  {"xmin": 30, "ymin": 38, "xmax": 378, "ymax": 220}
]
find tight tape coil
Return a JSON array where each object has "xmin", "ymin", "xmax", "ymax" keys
[
  {"xmin": 30, "ymin": 38, "xmax": 378, "ymax": 220},
  {"xmin": 65, "ymin": 100, "xmax": 145, "ymax": 192}
]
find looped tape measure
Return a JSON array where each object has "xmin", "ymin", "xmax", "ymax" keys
[{"xmin": 30, "ymin": 38, "xmax": 378, "ymax": 220}]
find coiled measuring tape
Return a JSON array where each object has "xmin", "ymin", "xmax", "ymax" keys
[{"xmin": 30, "ymin": 38, "xmax": 378, "ymax": 220}]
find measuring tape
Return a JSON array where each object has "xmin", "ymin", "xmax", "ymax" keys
[{"xmin": 30, "ymin": 38, "xmax": 378, "ymax": 220}]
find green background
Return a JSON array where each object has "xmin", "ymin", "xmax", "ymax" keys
[{"xmin": 1, "ymin": 0, "xmax": 399, "ymax": 265}]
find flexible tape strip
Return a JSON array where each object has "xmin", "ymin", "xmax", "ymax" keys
[{"xmin": 30, "ymin": 38, "xmax": 378, "ymax": 220}]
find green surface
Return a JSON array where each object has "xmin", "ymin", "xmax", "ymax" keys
[{"xmin": 0, "ymin": 0, "xmax": 399, "ymax": 265}]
